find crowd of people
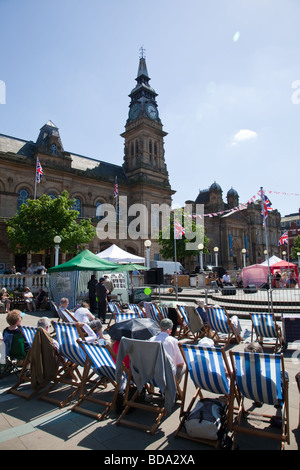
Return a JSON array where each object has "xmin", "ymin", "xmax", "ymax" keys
[{"xmin": 205, "ymin": 269, "xmax": 298, "ymax": 289}]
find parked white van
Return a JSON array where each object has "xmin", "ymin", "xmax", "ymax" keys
[{"xmin": 149, "ymin": 260, "xmax": 184, "ymax": 275}]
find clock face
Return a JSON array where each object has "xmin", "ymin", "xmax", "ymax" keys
[
  {"xmin": 146, "ymin": 103, "xmax": 158, "ymax": 120},
  {"xmin": 129, "ymin": 102, "xmax": 141, "ymax": 120}
]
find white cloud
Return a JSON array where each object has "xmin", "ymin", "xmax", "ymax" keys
[{"xmin": 232, "ymin": 129, "xmax": 258, "ymax": 145}]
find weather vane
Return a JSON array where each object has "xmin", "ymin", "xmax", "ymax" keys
[{"xmin": 139, "ymin": 45, "xmax": 146, "ymax": 59}]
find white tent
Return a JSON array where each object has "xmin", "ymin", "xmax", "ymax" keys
[
  {"xmin": 96, "ymin": 244, "xmax": 145, "ymax": 264},
  {"xmin": 261, "ymin": 255, "xmax": 282, "ymax": 266}
]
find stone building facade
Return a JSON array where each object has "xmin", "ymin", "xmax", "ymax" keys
[
  {"xmin": 0, "ymin": 52, "xmax": 282, "ymax": 273},
  {"xmin": 0, "ymin": 53, "xmax": 174, "ymax": 271},
  {"xmin": 189, "ymin": 182, "xmax": 281, "ymax": 270}
]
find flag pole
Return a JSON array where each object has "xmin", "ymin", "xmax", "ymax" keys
[
  {"xmin": 34, "ymin": 160, "xmax": 37, "ymax": 200},
  {"xmin": 261, "ymin": 187, "xmax": 271, "ymax": 283},
  {"xmin": 173, "ymin": 212, "xmax": 178, "ymax": 301},
  {"xmin": 261, "ymin": 186, "xmax": 274, "ymax": 314}
]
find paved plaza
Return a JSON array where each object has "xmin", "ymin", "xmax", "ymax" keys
[{"xmin": 0, "ymin": 305, "xmax": 299, "ymax": 453}]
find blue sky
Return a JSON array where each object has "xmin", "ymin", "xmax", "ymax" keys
[{"xmin": 1, "ymin": 0, "xmax": 300, "ymax": 217}]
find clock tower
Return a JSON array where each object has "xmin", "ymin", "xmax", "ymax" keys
[{"xmin": 122, "ymin": 49, "xmax": 173, "ymax": 203}]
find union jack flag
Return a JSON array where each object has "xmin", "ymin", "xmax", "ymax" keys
[
  {"xmin": 36, "ymin": 158, "xmax": 43, "ymax": 183},
  {"xmin": 278, "ymin": 231, "xmax": 288, "ymax": 246},
  {"xmin": 174, "ymin": 218, "xmax": 185, "ymax": 240},
  {"xmin": 114, "ymin": 176, "xmax": 118, "ymax": 198},
  {"xmin": 261, "ymin": 193, "xmax": 273, "ymax": 224}
]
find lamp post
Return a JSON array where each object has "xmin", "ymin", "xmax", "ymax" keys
[
  {"xmin": 282, "ymin": 251, "xmax": 286, "ymax": 261},
  {"xmin": 213, "ymin": 246, "xmax": 219, "ymax": 267},
  {"xmin": 54, "ymin": 235, "xmax": 61, "ymax": 266},
  {"xmin": 144, "ymin": 239, "xmax": 151, "ymax": 268},
  {"xmin": 242, "ymin": 248, "xmax": 247, "ymax": 268},
  {"xmin": 264, "ymin": 249, "xmax": 268, "ymax": 261},
  {"xmin": 297, "ymin": 252, "xmax": 300, "ymax": 269},
  {"xmin": 198, "ymin": 243, "xmax": 204, "ymax": 271}
]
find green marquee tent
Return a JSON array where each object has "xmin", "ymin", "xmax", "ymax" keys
[{"xmin": 48, "ymin": 249, "xmax": 121, "ymax": 272}]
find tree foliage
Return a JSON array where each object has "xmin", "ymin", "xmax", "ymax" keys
[
  {"xmin": 291, "ymin": 235, "xmax": 300, "ymax": 260},
  {"xmin": 6, "ymin": 191, "xmax": 96, "ymax": 255},
  {"xmin": 157, "ymin": 209, "xmax": 209, "ymax": 262}
]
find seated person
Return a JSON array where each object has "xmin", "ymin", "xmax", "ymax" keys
[
  {"xmin": 149, "ymin": 318, "xmax": 186, "ymax": 382},
  {"xmin": 35, "ymin": 288, "xmax": 47, "ymax": 310},
  {"xmin": 3, "ymin": 310, "xmax": 29, "ymax": 360},
  {"xmin": 0, "ymin": 288, "xmax": 11, "ymax": 313},
  {"xmin": 23, "ymin": 287, "xmax": 36, "ymax": 312},
  {"xmin": 73, "ymin": 301, "xmax": 104, "ymax": 339},
  {"xmin": 37, "ymin": 317, "xmax": 59, "ymax": 350}
]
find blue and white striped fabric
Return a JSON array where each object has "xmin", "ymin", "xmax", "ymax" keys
[
  {"xmin": 177, "ymin": 305, "xmax": 190, "ymax": 328},
  {"xmin": 231, "ymin": 351, "xmax": 283, "ymax": 405},
  {"xmin": 181, "ymin": 344, "xmax": 230, "ymax": 395},
  {"xmin": 78, "ymin": 340, "xmax": 116, "ymax": 383},
  {"xmin": 128, "ymin": 304, "xmax": 144, "ymax": 317},
  {"xmin": 19, "ymin": 326, "xmax": 37, "ymax": 347},
  {"xmin": 158, "ymin": 305, "xmax": 169, "ymax": 319},
  {"xmin": 206, "ymin": 306, "xmax": 229, "ymax": 334},
  {"xmin": 116, "ymin": 312, "xmax": 139, "ymax": 323},
  {"xmin": 149, "ymin": 303, "xmax": 161, "ymax": 323},
  {"xmin": 250, "ymin": 313, "xmax": 277, "ymax": 338},
  {"xmin": 54, "ymin": 322, "xmax": 86, "ymax": 367}
]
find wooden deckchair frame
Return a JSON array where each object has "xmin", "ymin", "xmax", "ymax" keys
[
  {"xmin": 115, "ymin": 338, "xmax": 183, "ymax": 435},
  {"xmin": 205, "ymin": 305, "xmax": 241, "ymax": 346},
  {"xmin": 72, "ymin": 340, "xmax": 126, "ymax": 421},
  {"xmin": 39, "ymin": 322, "xmax": 95, "ymax": 408},
  {"xmin": 250, "ymin": 312, "xmax": 283, "ymax": 353},
  {"xmin": 228, "ymin": 351, "xmax": 290, "ymax": 450},
  {"xmin": 8, "ymin": 326, "xmax": 38, "ymax": 400},
  {"xmin": 175, "ymin": 344, "xmax": 236, "ymax": 449}
]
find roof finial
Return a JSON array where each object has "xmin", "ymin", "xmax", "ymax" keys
[{"xmin": 139, "ymin": 45, "xmax": 146, "ymax": 59}]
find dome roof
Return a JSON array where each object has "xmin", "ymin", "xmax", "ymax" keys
[
  {"xmin": 209, "ymin": 181, "xmax": 222, "ymax": 192},
  {"xmin": 227, "ymin": 187, "xmax": 238, "ymax": 197}
]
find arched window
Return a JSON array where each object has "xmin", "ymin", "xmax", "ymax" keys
[
  {"xmin": 48, "ymin": 192, "xmax": 57, "ymax": 200},
  {"xmin": 51, "ymin": 144, "xmax": 57, "ymax": 155},
  {"xmin": 72, "ymin": 197, "xmax": 82, "ymax": 217},
  {"xmin": 17, "ymin": 188, "xmax": 30, "ymax": 211},
  {"xmin": 96, "ymin": 201, "xmax": 103, "ymax": 220}
]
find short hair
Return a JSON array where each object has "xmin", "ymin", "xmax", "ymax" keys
[
  {"xmin": 6, "ymin": 309, "xmax": 22, "ymax": 326},
  {"xmin": 37, "ymin": 317, "xmax": 51, "ymax": 329},
  {"xmin": 244, "ymin": 342, "xmax": 263, "ymax": 353},
  {"xmin": 81, "ymin": 301, "xmax": 89, "ymax": 309},
  {"xmin": 160, "ymin": 318, "xmax": 173, "ymax": 331},
  {"xmin": 60, "ymin": 297, "xmax": 69, "ymax": 305}
]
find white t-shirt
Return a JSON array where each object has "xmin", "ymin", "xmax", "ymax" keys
[
  {"xmin": 73, "ymin": 307, "xmax": 92, "ymax": 324},
  {"xmin": 149, "ymin": 331, "xmax": 184, "ymax": 374}
]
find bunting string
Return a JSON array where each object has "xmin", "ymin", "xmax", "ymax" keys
[{"xmin": 189, "ymin": 188, "xmax": 300, "ymax": 219}]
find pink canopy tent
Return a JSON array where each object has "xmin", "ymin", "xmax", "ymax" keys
[
  {"xmin": 270, "ymin": 260, "xmax": 299, "ymax": 286},
  {"xmin": 241, "ymin": 264, "xmax": 269, "ymax": 288}
]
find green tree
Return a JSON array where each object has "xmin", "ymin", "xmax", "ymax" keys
[
  {"xmin": 291, "ymin": 235, "xmax": 300, "ymax": 260},
  {"xmin": 157, "ymin": 209, "xmax": 209, "ymax": 269},
  {"xmin": 6, "ymin": 191, "xmax": 96, "ymax": 255}
]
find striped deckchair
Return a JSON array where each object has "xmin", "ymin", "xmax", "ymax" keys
[
  {"xmin": 228, "ymin": 351, "xmax": 289, "ymax": 449},
  {"xmin": 72, "ymin": 340, "xmax": 124, "ymax": 420},
  {"xmin": 250, "ymin": 313, "xmax": 283, "ymax": 352},
  {"xmin": 39, "ymin": 322, "xmax": 94, "ymax": 408},
  {"xmin": 205, "ymin": 306, "xmax": 241, "ymax": 346},
  {"xmin": 176, "ymin": 305, "xmax": 206, "ymax": 341},
  {"xmin": 175, "ymin": 344, "xmax": 232, "ymax": 448},
  {"xmin": 157, "ymin": 304, "xmax": 169, "ymax": 319},
  {"xmin": 128, "ymin": 303, "xmax": 145, "ymax": 317},
  {"xmin": 148, "ymin": 303, "xmax": 161, "ymax": 324},
  {"xmin": 116, "ymin": 312, "xmax": 140, "ymax": 323},
  {"xmin": 8, "ymin": 326, "xmax": 38, "ymax": 399}
]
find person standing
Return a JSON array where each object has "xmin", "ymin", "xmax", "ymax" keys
[
  {"xmin": 96, "ymin": 277, "xmax": 109, "ymax": 324},
  {"xmin": 87, "ymin": 274, "xmax": 98, "ymax": 313}
]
